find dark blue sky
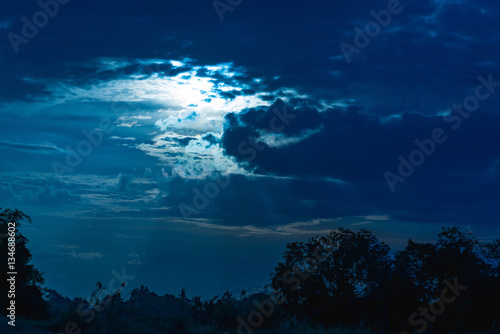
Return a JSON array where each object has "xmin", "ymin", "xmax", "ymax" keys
[{"xmin": 1, "ymin": 0, "xmax": 499, "ymax": 299}]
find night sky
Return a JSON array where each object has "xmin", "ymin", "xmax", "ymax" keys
[{"xmin": 1, "ymin": 0, "xmax": 500, "ymax": 299}]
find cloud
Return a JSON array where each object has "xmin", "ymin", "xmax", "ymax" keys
[
  {"xmin": 76, "ymin": 252, "xmax": 103, "ymax": 260},
  {"xmin": 215, "ymin": 100, "xmax": 500, "ymax": 225},
  {"xmin": 222, "ymin": 100, "xmax": 500, "ymax": 184},
  {"xmin": 181, "ymin": 218, "xmax": 336, "ymax": 236},
  {"xmin": 257, "ymin": 127, "xmax": 322, "ymax": 148},
  {"xmin": 0, "ymin": 183, "xmax": 81, "ymax": 207},
  {"xmin": 55, "ymin": 244, "xmax": 79, "ymax": 249},
  {"xmin": 1, "ymin": 0, "xmax": 499, "ymax": 117},
  {"xmin": 136, "ymin": 132, "xmax": 247, "ymax": 179},
  {"xmin": 110, "ymin": 136, "xmax": 136, "ymax": 141},
  {"xmin": 40, "ymin": 244, "xmax": 104, "ymax": 262},
  {"xmin": 0, "ymin": 0, "xmax": 498, "ymax": 247},
  {"xmin": 0, "ymin": 140, "xmax": 66, "ymax": 154}
]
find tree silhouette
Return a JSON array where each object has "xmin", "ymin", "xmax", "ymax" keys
[
  {"xmin": 270, "ymin": 227, "xmax": 500, "ymax": 333},
  {"xmin": 0, "ymin": 208, "xmax": 47, "ymax": 319},
  {"xmin": 394, "ymin": 239, "xmax": 440, "ymax": 301},
  {"xmin": 271, "ymin": 228, "xmax": 391, "ymax": 326}
]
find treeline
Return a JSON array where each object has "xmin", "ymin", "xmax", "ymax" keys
[
  {"xmin": 270, "ymin": 227, "xmax": 500, "ymax": 333},
  {"xmin": 1, "ymin": 208, "xmax": 500, "ymax": 333}
]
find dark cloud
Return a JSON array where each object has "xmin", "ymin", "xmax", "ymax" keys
[
  {"xmin": 218, "ymin": 100, "xmax": 500, "ymax": 225},
  {"xmin": 1, "ymin": 0, "xmax": 499, "ymax": 113}
]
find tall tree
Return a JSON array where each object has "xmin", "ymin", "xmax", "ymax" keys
[
  {"xmin": 271, "ymin": 228, "xmax": 391, "ymax": 326},
  {"xmin": 0, "ymin": 208, "xmax": 47, "ymax": 319}
]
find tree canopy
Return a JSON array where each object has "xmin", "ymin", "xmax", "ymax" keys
[{"xmin": 0, "ymin": 208, "xmax": 47, "ymax": 320}]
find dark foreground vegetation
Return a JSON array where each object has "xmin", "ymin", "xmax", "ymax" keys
[{"xmin": 1, "ymin": 208, "xmax": 500, "ymax": 333}]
